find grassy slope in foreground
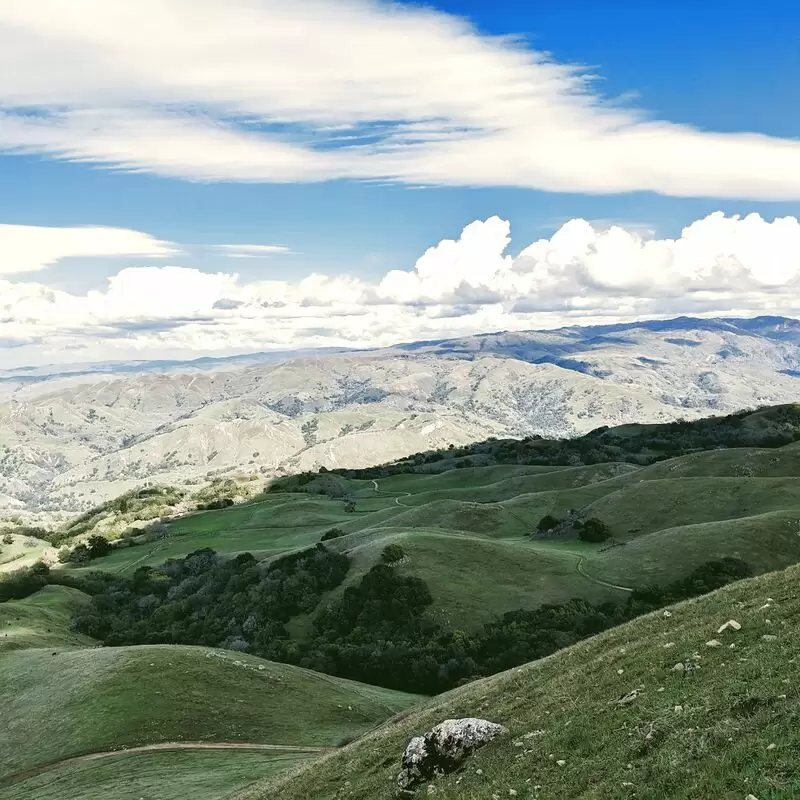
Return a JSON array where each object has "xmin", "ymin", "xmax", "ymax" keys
[
  {"xmin": 3, "ymin": 750, "xmax": 312, "ymax": 800},
  {"xmin": 0, "ymin": 585, "xmax": 95, "ymax": 653},
  {"xmin": 0, "ymin": 643, "xmax": 420, "ymax": 781},
  {"xmin": 263, "ymin": 564, "xmax": 800, "ymax": 800}
]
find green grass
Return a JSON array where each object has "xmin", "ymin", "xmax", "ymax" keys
[
  {"xmin": 75, "ymin": 446, "xmax": 800, "ymax": 633},
  {"xmin": 586, "ymin": 510, "xmax": 800, "ymax": 589},
  {"xmin": 584, "ymin": 477, "xmax": 800, "ymax": 537},
  {"xmin": 633, "ymin": 445, "xmax": 800, "ymax": 479},
  {"xmin": 261, "ymin": 563, "xmax": 800, "ymax": 800},
  {"xmin": 344, "ymin": 530, "xmax": 618, "ymax": 628},
  {"xmin": 3, "ymin": 750, "xmax": 313, "ymax": 800},
  {"xmin": 0, "ymin": 586, "xmax": 95, "ymax": 653},
  {"xmin": 390, "ymin": 463, "xmax": 640, "ymax": 507},
  {"xmin": 0, "ymin": 644, "xmax": 421, "ymax": 781}
]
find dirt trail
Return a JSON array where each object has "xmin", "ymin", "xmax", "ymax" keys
[
  {"xmin": 2, "ymin": 742, "xmax": 333, "ymax": 786},
  {"xmin": 576, "ymin": 556, "xmax": 634, "ymax": 592}
]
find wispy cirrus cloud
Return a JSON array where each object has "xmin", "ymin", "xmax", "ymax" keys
[
  {"xmin": 0, "ymin": 0, "xmax": 798, "ymax": 198},
  {"xmin": 0, "ymin": 223, "xmax": 178, "ymax": 275},
  {"xmin": 216, "ymin": 244, "xmax": 293, "ymax": 259}
]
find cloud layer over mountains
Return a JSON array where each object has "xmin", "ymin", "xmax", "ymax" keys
[
  {"xmin": 1, "ymin": 0, "xmax": 800, "ymax": 197},
  {"xmin": 1, "ymin": 212, "xmax": 799, "ymax": 366}
]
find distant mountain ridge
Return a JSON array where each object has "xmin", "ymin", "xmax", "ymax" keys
[{"xmin": 0, "ymin": 315, "xmax": 799, "ymax": 519}]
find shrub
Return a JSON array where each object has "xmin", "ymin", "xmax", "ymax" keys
[
  {"xmin": 536, "ymin": 514, "xmax": 561, "ymax": 533},
  {"xmin": 578, "ymin": 517, "xmax": 613, "ymax": 543},
  {"xmin": 321, "ymin": 528, "xmax": 345, "ymax": 542},
  {"xmin": 87, "ymin": 535, "xmax": 112, "ymax": 559},
  {"xmin": 2, "ymin": 533, "xmax": 13, "ymax": 545},
  {"xmin": 381, "ymin": 543, "xmax": 405, "ymax": 564}
]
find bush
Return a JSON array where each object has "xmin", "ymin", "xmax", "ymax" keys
[
  {"xmin": 536, "ymin": 514, "xmax": 561, "ymax": 533},
  {"xmin": 87, "ymin": 535, "xmax": 112, "ymax": 559},
  {"xmin": 321, "ymin": 528, "xmax": 345, "ymax": 542},
  {"xmin": 0, "ymin": 562, "xmax": 50, "ymax": 602},
  {"xmin": 381, "ymin": 543, "xmax": 405, "ymax": 564},
  {"xmin": 343, "ymin": 500, "xmax": 356, "ymax": 513},
  {"xmin": 2, "ymin": 533, "xmax": 13, "ymax": 545},
  {"xmin": 578, "ymin": 518, "xmax": 613, "ymax": 543}
]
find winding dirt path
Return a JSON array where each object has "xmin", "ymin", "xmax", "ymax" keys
[
  {"xmin": 2, "ymin": 742, "xmax": 333, "ymax": 786},
  {"xmin": 576, "ymin": 556, "xmax": 634, "ymax": 592}
]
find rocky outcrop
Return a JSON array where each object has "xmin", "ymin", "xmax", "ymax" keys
[{"xmin": 397, "ymin": 717, "xmax": 507, "ymax": 794}]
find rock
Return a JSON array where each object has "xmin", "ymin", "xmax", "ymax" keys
[
  {"xmin": 671, "ymin": 662, "xmax": 685, "ymax": 672},
  {"xmin": 767, "ymin": 742, "xmax": 777, "ymax": 750},
  {"xmin": 762, "ymin": 634, "xmax": 778, "ymax": 642},
  {"xmin": 556, "ymin": 759, "xmax": 567, "ymax": 766},
  {"xmin": 706, "ymin": 639, "xmax": 723, "ymax": 648},
  {"xmin": 397, "ymin": 718, "xmax": 507, "ymax": 793},
  {"xmin": 717, "ymin": 620, "xmax": 742, "ymax": 633},
  {"xmin": 617, "ymin": 689, "xmax": 642, "ymax": 705},
  {"xmin": 745, "ymin": 795, "xmax": 759, "ymax": 800},
  {"xmin": 663, "ymin": 611, "xmax": 672, "ymax": 618}
]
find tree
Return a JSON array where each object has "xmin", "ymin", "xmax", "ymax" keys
[
  {"xmin": 70, "ymin": 543, "xmax": 92, "ymax": 564},
  {"xmin": 321, "ymin": 528, "xmax": 345, "ymax": 542},
  {"xmin": 343, "ymin": 499, "xmax": 356, "ymax": 513},
  {"xmin": 536, "ymin": 515, "xmax": 561, "ymax": 533},
  {"xmin": 381, "ymin": 543, "xmax": 405, "ymax": 564},
  {"xmin": 578, "ymin": 518, "xmax": 612, "ymax": 543},
  {"xmin": 87, "ymin": 535, "xmax": 112, "ymax": 559},
  {"xmin": 2, "ymin": 533, "xmax": 13, "ymax": 544}
]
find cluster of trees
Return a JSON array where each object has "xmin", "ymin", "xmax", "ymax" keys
[
  {"xmin": 71, "ymin": 544, "xmax": 349, "ymax": 651},
  {"xmin": 269, "ymin": 405, "xmax": 800, "ymax": 490},
  {"xmin": 0, "ymin": 562, "xmax": 51, "ymax": 601},
  {"xmin": 58, "ymin": 535, "xmax": 112, "ymax": 565},
  {"xmin": 63, "ymin": 543, "xmax": 752, "ymax": 694},
  {"xmin": 534, "ymin": 515, "xmax": 613, "ymax": 542}
]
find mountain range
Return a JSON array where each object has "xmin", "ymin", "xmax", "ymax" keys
[{"xmin": 1, "ymin": 315, "xmax": 799, "ymax": 518}]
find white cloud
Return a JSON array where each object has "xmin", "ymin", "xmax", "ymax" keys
[
  {"xmin": 0, "ymin": 0, "xmax": 798, "ymax": 197},
  {"xmin": 217, "ymin": 244, "xmax": 293, "ymax": 259},
  {"xmin": 1, "ymin": 212, "xmax": 800, "ymax": 367},
  {"xmin": 0, "ymin": 223, "xmax": 178, "ymax": 275}
]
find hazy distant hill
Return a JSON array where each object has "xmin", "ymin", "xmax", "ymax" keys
[{"xmin": 1, "ymin": 315, "xmax": 799, "ymax": 516}]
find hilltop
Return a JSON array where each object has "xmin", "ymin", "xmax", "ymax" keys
[
  {"xmin": 260, "ymin": 562, "xmax": 800, "ymax": 800},
  {"xmin": 2, "ymin": 315, "xmax": 800, "ymax": 518}
]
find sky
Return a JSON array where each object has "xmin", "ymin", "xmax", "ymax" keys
[{"xmin": 0, "ymin": 0, "xmax": 799, "ymax": 367}]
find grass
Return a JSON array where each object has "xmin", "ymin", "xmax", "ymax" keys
[
  {"xmin": 3, "ymin": 749, "xmax": 313, "ymax": 800},
  {"xmin": 260, "ymin": 563, "xmax": 800, "ymax": 800},
  {"xmin": 0, "ymin": 644, "xmax": 421, "ymax": 781},
  {"xmin": 586, "ymin": 510, "xmax": 800, "ymax": 588},
  {"xmin": 0, "ymin": 585, "xmax": 95, "ymax": 653},
  {"xmin": 584, "ymin": 477, "xmax": 800, "ymax": 537},
  {"xmin": 75, "ymin": 441, "xmax": 800, "ymax": 636},
  {"xmin": 347, "ymin": 530, "xmax": 618, "ymax": 628}
]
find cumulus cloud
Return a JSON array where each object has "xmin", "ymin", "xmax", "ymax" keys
[
  {"xmin": 1, "ymin": 211, "xmax": 800, "ymax": 366},
  {"xmin": 0, "ymin": 224, "xmax": 178, "ymax": 275},
  {"xmin": 0, "ymin": 0, "xmax": 798, "ymax": 197}
]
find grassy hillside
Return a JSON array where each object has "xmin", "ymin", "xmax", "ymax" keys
[
  {"xmin": 339, "ymin": 530, "xmax": 618, "ymax": 628},
  {"xmin": 583, "ymin": 477, "xmax": 800, "ymax": 537},
  {"xmin": 4, "ymin": 750, "xmax": 313, "ymax": 800},
  {"xmin": 0, "ymin": 585, "xmax": 95, "ymax": 653},
  {"xmin": 0, "ymin": 644, "xmax": 420, "ymax": 782},
  {"xmin": 586, "ymin": 511, "xmax": 800, "ymax": 588},
  {"xmin": 73, "ymin": 434, "xmax": 800, "ymax": 645},
  {"xmin": 262, "ymin": 564, "xmax": 800, "ymax": 800}
]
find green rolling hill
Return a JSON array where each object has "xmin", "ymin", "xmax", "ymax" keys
[
  {"xmin": 0, "ymin": 587, "xmax": 420, "ymax": 798},
  {"xmin": 7, "ymin": 404, "xmax": 800, "ymax": 798},
  {"xmin": 260, "ymin": 563, "xmax": 800, "ymax": 800}
]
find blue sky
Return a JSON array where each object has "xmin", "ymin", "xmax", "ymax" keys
[{"xmin": 0, "ymin": 0, "xmax": 799, "ymax": 366}]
